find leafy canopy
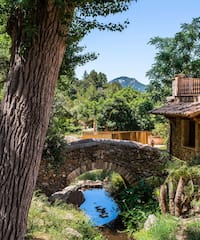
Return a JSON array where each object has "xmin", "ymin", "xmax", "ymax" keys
[{"xmin": 146, "ymin": 17, "xmax": 200, "ymax": 103}]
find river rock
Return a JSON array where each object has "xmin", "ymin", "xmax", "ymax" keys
[
  {"xmin": 62, "ymin": 227, "xmax": 82, "ymax": 238},
  {"xmin": 144, "ymin": 214, "xmax": 157, "ymax": 230},
  {"xmin": 50, "ymin": 185, "xmax": 85, "ymax": 206},
  {"xmin": 50, "ymin": 180, "xmax": 105, "ymax": 207}
]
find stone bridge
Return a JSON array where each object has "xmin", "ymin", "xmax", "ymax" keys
[{"xmin": 37, "ymin": 139, "xmax": 168, "ymax": 195}]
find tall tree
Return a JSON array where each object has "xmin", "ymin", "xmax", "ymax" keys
[
  {"xmin": 0, "ymin": 0, "xmax": 134, "ymax": 239},
  {"xmin": 98, "ymin": 95, "xmax": 138, "ymax": 131},
  {"xmin": 146, "ymin": 17, "xmax": 200, "ymax": 103}
]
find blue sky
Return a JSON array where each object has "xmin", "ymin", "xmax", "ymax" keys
[{"xmin": 75, "ymin": 0, "xmax": 200, "ymax": 84}]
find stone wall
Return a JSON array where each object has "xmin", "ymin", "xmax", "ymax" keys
[
  {"xmin": 169, "ymin": 118, "xmax": 200, "ymax": 161},
  {"xmin": 37, "ymin": 139, "xmax": 167, "ymax": 195}
]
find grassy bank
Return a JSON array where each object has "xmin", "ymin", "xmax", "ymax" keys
[
  {"xmin": 26, "ymin": 192, "xmax": 105, "ymax": 240},
  {"xmin": 133, "ymin": 213, "xmax": 200, "ymax": 240}
]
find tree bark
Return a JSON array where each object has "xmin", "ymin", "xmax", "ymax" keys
[
  {"xmin": 174, "ymin": 177, "xmax": 185, "ymax": 217},
  {"xmin": 168, "ymin": 180, "xmax": 175, "ymax": 215},
  {"xmin": 0, "ymin": 1, "xmax": 74, "ymax": 239},
  {"xmin": 159, "ymin": 184, "xmax": 168, "ymax": 214}
]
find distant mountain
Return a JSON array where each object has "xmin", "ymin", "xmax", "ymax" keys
[{"xmin": 109, "ymin": 76, "xmax": 146, "ymax": 92}]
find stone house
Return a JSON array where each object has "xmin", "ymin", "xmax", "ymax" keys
[{"xmin": 151, "ymin": 74, "xmax": 200, "ymax": 161}]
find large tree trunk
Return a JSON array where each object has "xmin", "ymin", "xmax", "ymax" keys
[{"xmin": 0, "ymin": 1, "xmax": 74, "ymax": 239}]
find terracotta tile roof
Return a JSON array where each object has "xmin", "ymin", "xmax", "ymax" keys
[{"xmin": 150, "ymin": 102, "xmax": 200, "ymax": 118}]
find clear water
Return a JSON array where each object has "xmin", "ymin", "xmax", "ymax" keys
[{"xmin": 80, "ymin": 188, "xmax": 120, "ymax": 226}]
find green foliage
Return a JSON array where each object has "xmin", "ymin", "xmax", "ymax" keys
[
  {"xmin": 109, "ymin": 172, "xmax": 126, "ymax": 192},
  {"xmin": 121, "ymin": 207, "xmax": 153, "ymax": 235},
  {"xmin": 152, "ymin": 121, "xmax": 169, "ymax": 140},
  {"xmin": 166, "ymin": 158, "xmax": 200, "ymax": 182},
  {"xmin": 185, "ymin": 221, "xmax": 200, "ymax": 240},
  {"xmin": 3, "ymin": 0, "xmax": 135, "ymax": 57},
  {"xmin": 42, "ymin": 85, "xmax": 81, "ymax": 169},
  {"xmin": 158, "ymin": 158, "xmax": 200, "ymax": 217},
  {"xmin": 42, "ymin": 134, "xmax": 67, "ymax": 169},
  {"xmin": 97, "ymin": 95, "xmax": 138, "ymax": 131},
  {"xmin": 134, "ymin": 214, "xmax": 200, "ymax": 240},
  {"xmin": 0, "ymin": 0, "xmax": 135, "ymax": 84},
  {"xmin": 148, "ymin": 17, "xmax": 200, "ymax": 81},
  {"xmin": 26, "ymin": 192, "xmax": 105, "ymax": 240},
  {"xmin": 118, "ymin": 179, "xmax": 160, "ymax": 209},
  {"xmin": 146, "ymin": 17, "xmax": 200, "ymax": 104},
  {"xmin": 0, "ymin": 9, "xmax": 11, "ymax": 98},
  {"xmin": 76, "ymin": 170, "xmax": 126, "ymax": 193},
  {"xmin": 134, "ymin": 214, "xmax": 179, "ymax": 240},
  {"xmin": 70, "ymin": 70, "xmax": 155, "ymax": 132},
  {"xmin": 76, "ymin": 169, "xmax": 110, "ymax": 181},
  {"xmin": 130, "ymin": 93, "xmax": 155, "ymax": 130},
  {"xmin": 60, "ymin": 42, "xmax": 98, "ymax": 79},
  {"xmin": 114, "ymin": 179, "xmax": 159, "ymax": 234}
]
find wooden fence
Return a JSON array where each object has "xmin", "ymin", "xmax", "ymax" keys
[{"xmin": 81, "ymin": 131, "xmax": 152, "ymax": 144}]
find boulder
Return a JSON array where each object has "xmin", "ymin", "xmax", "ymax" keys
[
  {"xmin": 62, "ymin": 228, "xmax": 82, "ymax": 238},
  {"xmin": 50, "ymin": 185, "xmax": 85, "ymax": 206},
  {"xmin": 144, "ymin": 214, "xmax": 157, "ymax": 230},
  {"xmin": 68, "ymin": 190, "xmax": 85, "ymax": 206}
]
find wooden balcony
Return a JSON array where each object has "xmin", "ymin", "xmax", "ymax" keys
[{"xmin": 173, "ymin": 76, "xmax": 200, "ymax": 97}]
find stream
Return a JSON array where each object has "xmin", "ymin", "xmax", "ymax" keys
[{"xmin": 80, "ymin": 188, "xmax": 131, "ymax": 240}]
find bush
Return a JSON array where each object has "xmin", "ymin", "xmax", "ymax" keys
[
  {"xmin": 109, "ymin": 172, "xmax": 126, "ymax": 193},
  {"xmin": 113, "ymin": 179, "xmax": 159, "ymax": 235}
]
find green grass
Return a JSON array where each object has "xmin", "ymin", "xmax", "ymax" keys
[
  {"xmin": 185, "ymin": 220, "xmax": 200, "ymax": 240},
  {"xmin": 26, "ymin": 192, "xmax": 105, "ymax": 240},
  {"xmin": 76, "ymin": 169, "xmax": 110, "ymax": 182},
  {"xmin": 134, "ymin": 214, "xmax": 179, "ymax": 240}
]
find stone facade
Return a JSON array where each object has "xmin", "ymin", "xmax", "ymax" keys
[
  {"xmin": 169, "ymin": 118, "xmax": 200, "ymax": 161},
  {"xmin": 37, "ymin": 139, "xmax": 167, "ymax": 195}
]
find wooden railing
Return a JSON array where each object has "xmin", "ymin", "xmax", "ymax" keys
[
  {"xmin": 81, "ymin": 131, "xmax": 152, "ymax": 144},
  {"xmin": 174, "ymin": 77, "xmax": 200, "ymax": 96}
]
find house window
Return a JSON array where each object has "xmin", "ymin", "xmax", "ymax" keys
[{"xmin": 182, "ymin": 120, "xmax": 195, "ymax": 148}]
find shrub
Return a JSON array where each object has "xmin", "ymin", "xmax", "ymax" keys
[
  {"xmin": 109, "ymin": 172, "xmax": 126, "ymax": 193},
  {"xmin": 114, "ymin": 179, "xmax": 159, "ymax": 235}
]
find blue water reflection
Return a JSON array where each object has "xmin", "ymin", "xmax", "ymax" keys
[{"xmin": 80, "ymin": 188, "xmax": 120, "ymax": 226}]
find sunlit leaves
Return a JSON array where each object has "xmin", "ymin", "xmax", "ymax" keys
[{"xmin": 146, "ymin": 17, "xmax": 200, "ymax": 104}]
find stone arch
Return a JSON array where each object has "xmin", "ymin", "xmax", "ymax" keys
[
  {"xmin": 67, "ymin": 161, "xmax": 134, "ymax": 184},
  {"xmin": 37, "ymin": 139, "xmax": 167, "ymax": 195}
]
